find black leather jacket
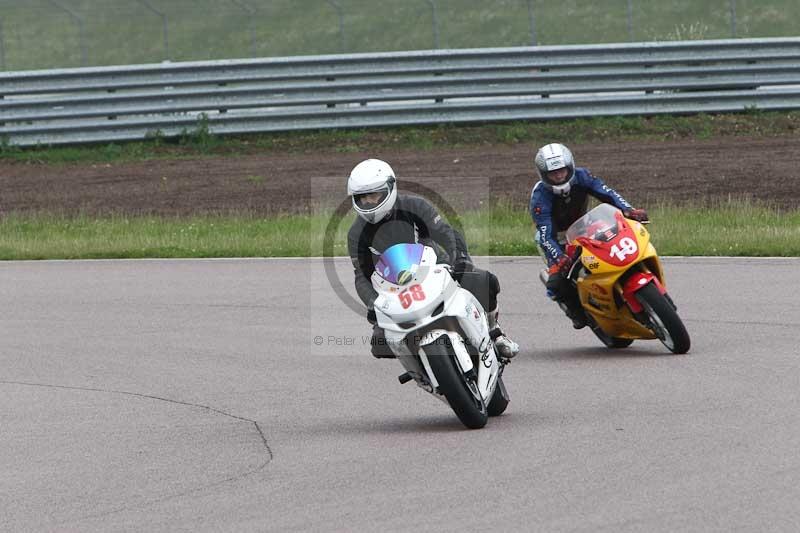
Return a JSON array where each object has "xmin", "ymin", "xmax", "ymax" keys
[{"xmin": 347, "ymin": 194, "xmax": 469, "ymax": 309}]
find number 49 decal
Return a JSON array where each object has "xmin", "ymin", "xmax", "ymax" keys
[
  {"xmin": 610, "ymin": 237, "xmax": 638, "ymax": 261},
  {"xmin": 398, "ymin": 284, "xmax": 426, "ymax": 309}
]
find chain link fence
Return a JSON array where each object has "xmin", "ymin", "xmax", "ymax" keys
[{"xmin": 0, "ymin": 0, "xmax": 798, "ymax": 71}]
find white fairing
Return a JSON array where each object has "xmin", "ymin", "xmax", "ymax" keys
[{"xmin": 371, "ymin": 246, "xmax": 501, "ymax": 403}]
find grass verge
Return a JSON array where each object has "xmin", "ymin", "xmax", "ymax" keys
[
  {"xmin": 2, "ymin": 111, "xmax": 799, "ymax": 165},
  {"xmin": 6, "ymin": 0, "xmax": 800, "ymax": 70},
  {"xmin": 0, "ymin": 200, "xmax": 797, "ymax": 260}
]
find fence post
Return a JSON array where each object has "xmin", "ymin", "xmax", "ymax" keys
[
  {"xmin": 425, "ymin": 0, "xmax": 440, "ymax": 49},
  {"xmin": 230, "ymin": 0, "xmax": 257, "ymax": 57},
  {"xmin": 327, "ymin": 1, "xmax": 346, "ymax": 52},
  {"xmin": 525, "ymin": 0, "xmax": 537, "ymax": 45},
  {"xmin": 729, "ymin": 0, "xmax": 737, "ymax": 37},
  {"xmin": 626, "ymin": 0, "xmax": 633, "ymax": 41},
  {"xmin": 134, "ymin": 0, "xmax": 169, "ymax": 60},
  {"xmin": 47, "ymin": 0, "xmax": 88, "ymax": 66}
]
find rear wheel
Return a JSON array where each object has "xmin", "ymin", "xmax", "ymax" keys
[
  {"xmin": 636, "ymin": 282, "xmax": 691, "ymax": 354},
  {"xmin": 423, "ymin": 337, "xmax": 488, "ymax": 429},
  {"xmin": 487, "ymin": 375, "xmax": 509, "ymax": 416}
]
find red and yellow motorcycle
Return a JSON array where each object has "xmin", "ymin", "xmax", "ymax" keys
[{"xmin": 549, "ymin": 203, "xmax": 691, "ymax": 354}]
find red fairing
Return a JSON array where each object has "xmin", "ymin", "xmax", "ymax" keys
[{"xmin": 623, "ymin": 273, "xmax": 665, "ymax": 313}]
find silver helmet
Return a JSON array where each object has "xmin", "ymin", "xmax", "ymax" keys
[{"xmin": 534, "ymin": 143, "xmax": 576, "ymax": 196}]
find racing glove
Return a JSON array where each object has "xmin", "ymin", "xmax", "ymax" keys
[
  {"xmin": 624, "ymin": 208, "xmax": 649, "ymax": 223},
  {"xmin": 548, "ymin": 254, "xmax": 573, "ymax": 276}
]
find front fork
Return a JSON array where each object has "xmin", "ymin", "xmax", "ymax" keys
[{"xmin": 621, "ymin": 271, "xmax": 666, "ymax": 313}]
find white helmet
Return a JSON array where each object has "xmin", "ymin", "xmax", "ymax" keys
[
  {"xmin": 347, "ymin": 158, "xmax": 398, "ymax": 224},
  {"xmin": 534, "ymin": 143, "xmax": 576, "ymax": 196}
]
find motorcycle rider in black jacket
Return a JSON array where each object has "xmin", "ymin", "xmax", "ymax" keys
[{"xmin": 346, "ymin": 158, "xmax": 519, "ymax": 359}]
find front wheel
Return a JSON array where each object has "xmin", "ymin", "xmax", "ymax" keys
[
  {"xmin": 487, "ymin": 375, "xmax": 509, "ymax": 416},
  {"xmin": 423, "ymin": 337, "xmax": 488, "ymax": 429},
  {"xmin": 636, "ymin": 282, "xmax": 691, "ymax": 354}
]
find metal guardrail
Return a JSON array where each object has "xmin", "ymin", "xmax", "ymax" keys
[{"xmin": 2, "ymin": 38, "xmax": 800, "ymax": 146}]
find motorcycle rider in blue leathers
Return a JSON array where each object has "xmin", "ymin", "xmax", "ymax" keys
[{"xmin": 529, "ymin": 143, "xmax": 649, "ymax": 329}]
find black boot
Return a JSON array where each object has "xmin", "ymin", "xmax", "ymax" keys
[
  {"xmin": 562, "ymin": 295, "xmax": 587, "ymax": 330},
  {"xmin": 547, "ymin": 273, "xmax": 586, "ymax": 329},
  {"xmin": 565, "ymin": 306, "xmax": 587, "ymax": 330}
]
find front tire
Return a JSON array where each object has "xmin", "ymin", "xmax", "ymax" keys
[
  {"xmin": 423, "ymin": 337, "xmax": 488, "ymax": 429},
  {"xmin": 487, "ymin": 375, "xmax": 509, "ymax": 416},
  {"xmin": 636, "ymin": 282, "xmax": 691, "ymax": 354}
]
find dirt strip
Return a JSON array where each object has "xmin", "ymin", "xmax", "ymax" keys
[{"xmin": 1, "ymin": 136, "xmax": 798, "ymax": 215}]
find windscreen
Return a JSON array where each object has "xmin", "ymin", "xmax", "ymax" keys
[
  {"xmin": 565, "ymin": 203, "xmax": 621, "ymax": 243},
  {"xmin": 374, "ymin": 243, "xmax": 424, "ymax": 285}
]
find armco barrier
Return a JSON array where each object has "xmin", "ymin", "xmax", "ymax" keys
[{"xmin": 2, "ymin": 38, "xmax": 800, "ymax": 146}]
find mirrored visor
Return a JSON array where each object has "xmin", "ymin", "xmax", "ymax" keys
[{"xmin": 374, "ymin": 243, "xmax": 425, "ymax": 285}]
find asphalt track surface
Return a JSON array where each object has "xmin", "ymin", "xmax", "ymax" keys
[{"xmin": 1, "ymin": 257, "xmax": 799, "ymax": 532}]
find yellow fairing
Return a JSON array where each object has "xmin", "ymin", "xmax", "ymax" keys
[{"xmin": 573, "ymin": 221, "xmax": 664, "ymax": 339}]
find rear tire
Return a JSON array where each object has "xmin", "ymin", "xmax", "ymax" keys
[
  {"xmin": 636, "ymin": 283, "xmax": 691, "ymax": 354},
  {"xmin": 423, "ymin": 337, "xmax": 488, "ymax": 429},
  {"xmin": 487, "ymin": 375, "xmax": 509, "ymax": 416}
]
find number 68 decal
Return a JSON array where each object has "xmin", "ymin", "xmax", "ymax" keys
[
  {"xmin": 398, "ymin": 284, "xmax": 426, "ymax": 308},
  {"xmin": 610, "ymin": 237, "xmax": 638, "ymax": 261}
]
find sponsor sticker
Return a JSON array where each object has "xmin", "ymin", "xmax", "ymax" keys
[{"xmin": 545, "ymin": 156, "xmax": 565, "ymax": 170}]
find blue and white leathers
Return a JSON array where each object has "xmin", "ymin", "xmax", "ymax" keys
[{"xmin": 530, "ymin": 167, "xmax": 633, "ymax": 266}]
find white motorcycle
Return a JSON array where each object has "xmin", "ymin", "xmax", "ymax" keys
[{"xmin": 371, "ymin": 243, "xmax": 510, "ymax": 429}]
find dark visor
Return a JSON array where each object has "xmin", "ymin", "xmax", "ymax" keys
[{"xmin": 354, "ymin": 188, "xmax": 389, "ymax": 210}]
